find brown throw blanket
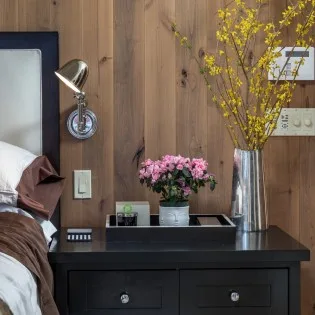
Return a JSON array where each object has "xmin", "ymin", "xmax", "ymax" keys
[
  {"xmin": 0, "ymin": 298, "xmax": 12, "ymax": 315},
  {"xmin": 0, "ymin": 212, "xmax": 59, "ymax": 315}
]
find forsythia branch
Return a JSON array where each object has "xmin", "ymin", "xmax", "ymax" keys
[{"xmin": 172, "ymin": 0, "xmax": 315, "ymax": 150}]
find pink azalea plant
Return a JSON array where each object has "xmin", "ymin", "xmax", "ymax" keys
[{"xmin": 139, "ymin": 155, "xmax": 216, "ymax": 205}]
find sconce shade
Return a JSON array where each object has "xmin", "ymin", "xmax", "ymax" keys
[{"xmin": 55, "ymin": 59, "xmax": 88, "ymax": 93}]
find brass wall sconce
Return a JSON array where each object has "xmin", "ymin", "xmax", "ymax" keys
[{"xmin": 55, "ymin": 59, "xmax": 97, "ymax": 139}]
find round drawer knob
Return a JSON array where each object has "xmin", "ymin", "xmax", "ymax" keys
[
  {"xmin": 120, "ymin": 293, "xmax": 130, "ymax": 304},
  {"xmin": 230, "ymin": 291, "xmax": 240, "ymax": 302}
]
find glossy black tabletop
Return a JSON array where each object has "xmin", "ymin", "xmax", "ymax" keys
[{"xmin": 48, "ymin": 225, "xmax": 310, "ymax": 264}]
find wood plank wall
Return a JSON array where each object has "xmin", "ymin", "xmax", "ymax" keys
[{"xmin": 0, "ymin": 0, "xmax": 314, "ymax": 313}]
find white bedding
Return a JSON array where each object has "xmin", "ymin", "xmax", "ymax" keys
[
  {"xmin": 0, "ymin": 141, "xmax": 37, "ymax": 206},
  {"xmin": 0, "ymin": 252, "xmax": 41, "ymax": 315},
  {"xmin": 0, "ymin": 205, "xmax": 57, "ymax": 315}
]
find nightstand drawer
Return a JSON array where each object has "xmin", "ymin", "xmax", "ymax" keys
[
  {"xmin": 68, "ymin": 270, "xmax": 178, "ymax": 315},
  {"xmin": 180, "ymin": 269, "xmax": 288, "ymax": 315}
]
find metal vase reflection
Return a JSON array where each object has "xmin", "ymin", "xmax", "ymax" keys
[
  {"xmin": 231, "ymin": 148, "xmax": 268, "ymax": 232},
  {"xmin": 236, "ymin": 230, "xmax": 268, "ymax": 251}
]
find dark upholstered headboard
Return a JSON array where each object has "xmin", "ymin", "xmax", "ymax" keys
[{"xmin": 0, "ymin": 32, "xmax": 60, "ymax": 228}]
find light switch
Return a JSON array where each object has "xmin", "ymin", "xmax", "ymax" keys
[
  {"xmin": 74, "ymin": 170, "xmax": 92, "ymax": 199},
  {"xmin": 271, "ymin": 108, "xmax": 315, "ymax": 136}
]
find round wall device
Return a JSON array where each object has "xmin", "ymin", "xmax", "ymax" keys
[{"xmin": 67, "ymin": 109, "xmax": 97, "ymax": 139}]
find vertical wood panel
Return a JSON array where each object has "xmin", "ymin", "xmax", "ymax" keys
[
  {"xmin": 144, "ymin": 0, "xmax": 176, "ymax": 158},
  {"xmin": 265, "ymin": 138, "xmax": 300, "ymax": 236},
  {"xmin": 145, "ymin": 0, "xmax": 176, "ymax": 212},
  {"xmin": 114, "ymin": 0, "xmax": 145, "ymax": 202},
  {"xmin": 300, "ymin": 136, "xmax": 315, "ymax": 315},
  {"xmin": 175, "ymin": 0, "xmax": 208, "ymax": 212},
  {"xmin": 265, "ymin": 0, "xmax": 300, "ymax": 240},
  {"xmin": 81, "ymin": 0, "xmax": 99, "ymax": 226},
  {"xmin": 96, "ymin": 0, "xmax": 114, "ymax": 226},
  {"xmin": 300, "ymin": 83, "xmax": 315, "ymax": 315},
  {"xmin": 79, "ymin": 0, "xmax": 111, "ymax": 227},
  {"xmin": 57, "ymin": 0, "xmax": 84, "ymax": 226},
  {"xmin": 18, "ymin": 0, "xmax": 52, "ymax": 30},
  {"xmin": 0, "ymin": 0, "xmax": 18, "ymax": 31},
  {"xmin": 206, "ymin": 0, "xmax": 234, "ymax": 214}
]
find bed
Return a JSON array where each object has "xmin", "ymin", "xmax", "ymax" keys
[{"xmin": 0, "ymin": 32, "xmax": 62, "ymax": 315}]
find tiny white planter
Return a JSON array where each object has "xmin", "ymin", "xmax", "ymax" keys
[{"xmin": 159, "ymin": 204, "xmax": 190, "ymax": 226}]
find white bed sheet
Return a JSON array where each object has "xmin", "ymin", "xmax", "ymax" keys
[{"xmin": 0, "ymin": 252, "xmax": 41, "ymax": 315}]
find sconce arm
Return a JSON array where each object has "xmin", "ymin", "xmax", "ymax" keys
[{"xmin": 74, "ymin": 92, "xmax": 87, "ymax": 133}]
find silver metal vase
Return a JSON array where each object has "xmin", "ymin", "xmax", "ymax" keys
[{"xmin": 231, "ymin": 148, "xmax": 268, "ymax": 232}]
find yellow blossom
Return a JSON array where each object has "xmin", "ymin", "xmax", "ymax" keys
[{"xmin": 173, "ymin": 0, "xmax": 315, "ymax": 149}]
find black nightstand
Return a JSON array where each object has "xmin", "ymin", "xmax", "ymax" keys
[{"xmin": 49, "ymin": 226, "xmax": 309, "ymax": 315}]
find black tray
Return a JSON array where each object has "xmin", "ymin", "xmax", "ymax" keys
[{"xmin": 105, "ymin": 214, "xmax": 236, "ymax": 244}]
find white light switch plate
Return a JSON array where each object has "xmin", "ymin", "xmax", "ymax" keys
[
  {"xmin": 74, "ymin": 170, "xmax": 92, "ymax": 199},
  {"xmin": 271, "ymin": 108, "xmax": 315, "ymax": 136}
]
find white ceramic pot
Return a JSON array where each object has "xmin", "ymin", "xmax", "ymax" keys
[{"xmin": 159, "ymin": 204, "xmax": 190, "ymax": 226}]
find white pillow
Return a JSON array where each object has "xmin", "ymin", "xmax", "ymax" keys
[{"xmin": 0, "ymin": 141, "xmax": 36, "ymax": 205}]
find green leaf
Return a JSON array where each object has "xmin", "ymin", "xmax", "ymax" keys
[
  {"xmin": 210, "ymin": 180, "xmax": 217, "ymax": 191},
  {"xmin": 170, "ymin": 189, "xmax": 176, "ymax": 197},
  {"xmin": 182, "ymin": 167, "xmax": 191, "ymax": 178},
  {"xmin": 155, "ymin": 187, "xmax": 162, "ymax": 193}
]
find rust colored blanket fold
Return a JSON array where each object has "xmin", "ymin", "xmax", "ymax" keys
[
  {"xmin": 0, "ymin": 298, "xmax": 12, "ymax": 315},
  {"xmin": 0, "ymin": 212, "xmax": 59, "ymax": 315}
]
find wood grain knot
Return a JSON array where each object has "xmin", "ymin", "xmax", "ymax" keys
[
  {"xmin": 288, "ymin": 188, "xmax": 292, "ymax": 195},
  {"xmin": 198, "ymin": 48, "xmax": 205, "ymax": 59},
  {"xmin": 52, "ymin": 0, "xmax": 57, "ymax": 5},
  {"xmin": 145, "ymin": 0, "xmax": 154, "ymax": 10},
  {"xmin": 181, "ymin": 79, "xmax": 186, "ymax": 87},
  {"xmin": 181, "ymin": 69, "xmax": 188, "ymax": 78},
  {"xmin": 99, "ymin": 199, "xmax": 106, "ymax": 212},
  {"xmin": 248, "ymin": 51, "xmax": 254, "ymax": 66},
  {"xmin": 220, "ymin": 160, "xmax": 224, "ymax": 165},
  {"xmin": 132, "ymin": 138, "xmax": 145, "ymax": 168},
  {"xmin": 100, "ymin": 56, "xmax": 113, "ymax": 64}
]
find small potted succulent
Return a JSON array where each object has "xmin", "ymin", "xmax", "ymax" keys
[
  {"xmin": 117, "ymin": 204, "xmax": 138, "ymax": 226},
  {"xmin": 139, "ymin": 155, "xmax": 216, "ymax": 226}
]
